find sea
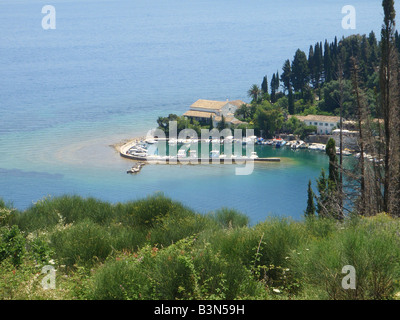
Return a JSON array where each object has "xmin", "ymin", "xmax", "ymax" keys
[{"xmin": 0, "ymin": 0, "xmax": 391, "ymax": 223}]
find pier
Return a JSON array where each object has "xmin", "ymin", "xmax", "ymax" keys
[
  {"xmin": 119, "ymin": 138, "xmax": 281, "ymax": 165},
  {"xmin": 120, "ymin": 152, "xmax": 281, "ymax": 163}
]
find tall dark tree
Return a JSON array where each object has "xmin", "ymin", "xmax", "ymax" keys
[
  {"xmin": 291, "ymin": 49, "xmax": 309, "ymax": 95},
  {"xmin": 351, "ymin": 58, "xmax": 367, "ymax": 216},
  {"xmin": 326, "ymin": 138, "xmax": 339, "ymax": 186},
  {"xmin": 209, "ymin": 115, "xmax": 214, "ymax": 130},
  {"xmin": 305, "ymin": 180, "xmax": 316, "ymax": 217},
  {"xmin": 380, "ymin": 0, "xmax": 400, "ymax": 214},
  {"xmin": 270, "ymin": 71, "xmax": 280, "ymax": 103},
  {"xmin": 270, "ymin": 73, "xmax": 277, "ymax": 103},
  {"xmin": 316, "ymin": 169, "xmax": 329, "ymax": 217},
  {"xmin": 324, "ymin": 40, "xmax": 333, "ymax": 82},
  {"xmin": 261, "ymin": 75, "xmax": 269, "ymax": 95},
  {"xmin": 217, "ymin": 114, "xmax": 227, "ymax": 131},
  {"xmin": 312, "ymin": 42, "xmax": 323, "ymax": 88},
  {"xmin": 281, "ymin": 59, "xmax": 292, "ymax": 93},
  {"xmin": 275, "ymin": 71, "xmax": 280, "ymax": 91}
]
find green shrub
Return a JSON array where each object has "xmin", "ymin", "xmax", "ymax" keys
[
  {"xmin": 0, "ymin": 200, "xmax": 14, "ymax": 227},
  {"xmin": 126, "ymin": 193, "xmax": 184, "ymax": 228},
  {"xmin": 208, "ymin": 208, "xmax": 249, "ymax": 229},
  {"xmin": 27, "ymin": 235, "xmax": 54, "ymax": 265},
  {"xmin": 12, "ymin": 197, "xmax": 61, "ymax": 232},
  {"xmin": 90, "ymin": 237, "xmax": 264, "ymax": 300},
  {"xmin": 50, "ymin": 220, "xmax": 112, "ymax": 267},
  {"xmin": 149, "ymin": 211, "xmax": 216, "ymax": 247},
  {"xmin": 0, "ymin": 226, "xmax": 26, "ymax": 266},
  {"xmin": 255, "ymin": 217, "xmax": 306, "ymax": 268},
  {"xmin": 291, "ymin": 214, "xmax": 400, "ymax": 299},
  {"xmin": 53, "ymin": 196, "xmax": 115, "ymax": 225},
  {"xmin": 304, "ymin": 216, "xmax": 337, "ymax": 239},
  {"xmin": 204, "ymin": 227, "xmax": 261, "ymax": 268}
]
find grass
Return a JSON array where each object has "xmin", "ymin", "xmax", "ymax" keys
[{"xmin": 1, "ymin": 194, "xmax": 400, "ymax": 300}]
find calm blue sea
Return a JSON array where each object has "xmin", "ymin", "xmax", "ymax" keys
[{"xmin": 0, "ymin": 0, "xmax": 391, "ymax": 223}]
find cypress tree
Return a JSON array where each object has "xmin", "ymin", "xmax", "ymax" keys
[
  {"xmin": 379, "ymin": 0, "xmax": 400, "ymax": 216},
  {"xmin": 281, "ymin": 59, "xmax": 292, "ymax": 93},
  {"xmin": 316, "ymin": 169, "xmax": 328, "ymax": 216},
  {"xmin": 291, "ymin": 49, "xmax": 309, "ymax": 95},
  {"xmin": 217, "ymin": 115, "xmax": 227, "ymax": 131},
  {"xmin": 313, "ymin": 42, "xmax": 323, "ymax": 88},
  {"xmin": 324, "ymin": 40, "xmax": 332, "ymax": 82},
  {"xmin": 261, "ymin": 75, "xmax": 269, "ymax": 95},
  {"xmin": 305, "ymin": 180, "xmax": 316, "ymax": 217},
  {"xmin": 275, "ymin": 71, "xmax": 280, "ymax": 92},
  {"xmin": 326, "ymin": 138, "xmax": 339, "ymax": 187},
  {"xmin": 270, "ymin": 73, "xmax": 276, "ymax": 102},
  {"xmin": 308, "ymin": 45, "xmax": 315, "ymax": 86}
]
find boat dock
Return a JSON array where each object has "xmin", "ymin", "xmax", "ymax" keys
[
  {"xmin": 121, "ymin": 152, "xmax": 280, "ymax": 163},
  {"xmin": 119, "ymin": 138, "xmax": 281, "ymax": 165}
]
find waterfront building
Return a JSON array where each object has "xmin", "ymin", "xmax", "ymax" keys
[
  {"xmin": 289, "ymin": 115, "xmax": 341, "ymax": 135},
  {"xmin": 183, "ymin": 99, "xmax": 246, "ymax": 126}
]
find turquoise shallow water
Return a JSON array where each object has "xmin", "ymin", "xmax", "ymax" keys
[{"xmin": 0, "ymin": 0, "xmax": 389, "ymax": 223}]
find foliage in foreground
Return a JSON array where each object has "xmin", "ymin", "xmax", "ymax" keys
[{"xmin": 1, "ymin": 194, "xmax": 400, "ymax": 300}]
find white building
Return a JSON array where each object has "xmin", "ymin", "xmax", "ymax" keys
[
  {"xmin": 289, "ymin": 115, "xmax": 341, "ymax": 135},
  {"xmin": 183, "ymin": 99, "xmax": 246, "ymax": 126}
]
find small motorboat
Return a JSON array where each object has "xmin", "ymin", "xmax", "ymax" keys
[{"xmin": 249, "ymin": 151, "xmax": 259, "ymax": 159}]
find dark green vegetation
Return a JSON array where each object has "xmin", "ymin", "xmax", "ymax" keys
[
  {"xmin": 1, "ymin": 194, "xmax": 400, "ymax": 300},
  {"xmin": 235, "ymin": 30, "xmax": 382, "ymax": 138},
  {"xmin": 156, "ymin": 20, "xmax": 387, "ymax": 139}
]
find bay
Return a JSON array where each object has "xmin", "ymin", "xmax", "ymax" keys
[{"xmin": 0, "ymin": 0, "xmax": 388, "ymax": 223}]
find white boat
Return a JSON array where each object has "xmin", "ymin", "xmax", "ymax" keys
[
  {"xmin": 131, "ymin": 151, "xmax": 147, "ymax": 157},
  {"xmin": 177, "ymin": 149, "xmax": 187, "ymax": 158},
  {"xmin": 249, "ymin": 152, "xmax": 259, "ymax": 159},
  {"xmin": 336, "ymin": 149, "xmax": 352, "ymax": 156},
  {"xmin": 291, "ymin": 140, "xmax": 306, "ymax": 149}
]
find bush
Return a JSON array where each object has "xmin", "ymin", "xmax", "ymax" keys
[
  {"xmin": 208, "ymin": 208, "xmax": 249, "ymax": 229},
  {"xmin": 126, "ymin": 193, "xmax": 184, "ymax": 229},
  {"xmin": 149, "ymin": 211, "xmax": 216, "ymax": 247},
  {"xmin": 11, "ymin": 196, "xmax": 63, "ymax": 232},
  {"xmin": 90, "ymin": 237, "xmax": 264, "ymax": 300},
  {"xmin": 50, "ymin": 220, "xmax": 112, "ymax": 267},
  {"xmin": 291, "ymin": 214, "xmax": 400, "ymax": 299},
  {"xmin": 0, "ymin": 226, "xmax": 26, "ymax": 266}
]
